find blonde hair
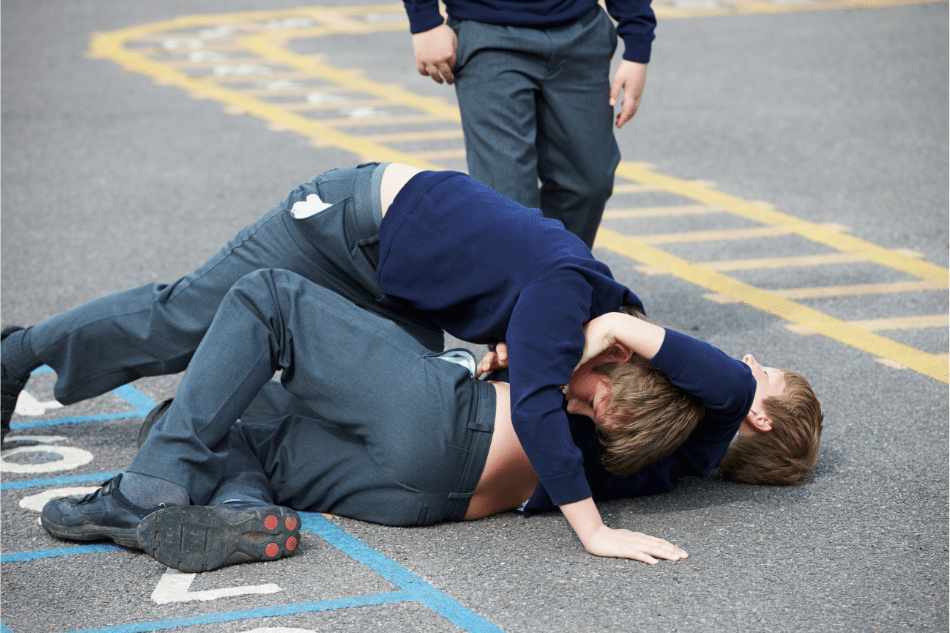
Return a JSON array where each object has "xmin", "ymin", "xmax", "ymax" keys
[
  {"xmin": 717, "ymin": 370, "xmax": 823, "ymax": 486},
  {"xmin": 595, "ymin": 360, "xmax": 705, "ymax": 476}
]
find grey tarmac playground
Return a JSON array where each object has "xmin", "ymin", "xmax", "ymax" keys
[{"xmin": 1, "ymin": 1, "xmax": 947, "ymax": 631}]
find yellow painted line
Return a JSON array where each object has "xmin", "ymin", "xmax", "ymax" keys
[
  {"xmin": 413, "ymin": 148, "xmax": 468, "ymax": 160},
  {"xmin": 323, "ymin": 114, "xmax": 438, "ymax": 127},
  {"xmin": 88, "ymin": 24, "xmax": 445, "ymax": 171},
  {"xmin": 203, "ymin": 71, "xmax": 317, "ymax": 83},
  {"xmin": 704, "ymin": 280, "xmax": 946, "ymax": 303},
  {"xmin": 615, "ymin": 162, "xmax": 949, "ymax": 285},
  {"xmin": 634, "ymin": 252, "xmax": 867, "ymax": 275},
  {"xmin": 239, "ymin": 33, "xmax": 461, "ymax": 123},
  {"xmin": 594, "ymin": 229, "xmax": 948, "ymax": 382},
  {"xmin": 88, "ymin": 9, "xmax": 948, "ymax": 382},
  {"xmin": 771, "ymin": 280, "xmax": 948, "ymax": 300},
  {"xmin": 602, "ymin": 204, "xmax": 721, "ymax": 219},
  {"xmin": 280, "ymin": 99, "xmax": 386, "ymax": 112},
  {"xmin": 785, "ymin": 314, "xmax": 949, "ymax": 335},
  {"xmin": 363, "ymin": 129, "xmax": 465, "ymax": 143},
  {"xmin": 638, "ymin": 225, "xmax": 791, "ymax": 244},
  {"xmin": 699, "ymin": 252, "xmax": 866, "ymax": 271},
  {"xmin": 651, "ymin": 0, "xmax": 946, "ymax": 19}
]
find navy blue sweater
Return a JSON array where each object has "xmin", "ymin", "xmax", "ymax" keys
[
  {"xmin": 522, "ymin": 328, "xmax": 757, "ymax": 514},
  {"xmin": 378, "ymin": 170, "xmax": 642, "ymax": 507},
  {"xmin": 402, "ymin": 0, "xmax": 656, "ymax": 63}
]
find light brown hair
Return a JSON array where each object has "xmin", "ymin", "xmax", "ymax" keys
[
  {"xmin": 717, "ymin": 370, "xmax": 823, "ymax": 486},
  {"xmin": 595, "ymin": 360, "xmax": 705, "ymax": 476}
]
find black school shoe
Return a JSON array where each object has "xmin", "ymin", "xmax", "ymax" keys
[
  {"xmin": 137, "ymin": 398, "xmax": 173, "ymax": 448},
  {"xmin": 137, "ymin": 502, "xmax": 301, "ymax": 572},
  {"xmin": 1, "ymin": 326, "xmax": 29, "ymax": 444},
  {"xmin": 41, "ymin": 475, "xmax": 148, "ymax": 549}
]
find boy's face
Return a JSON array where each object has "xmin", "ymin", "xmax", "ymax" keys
[
  {"xmin": 563, "ymin": 354, "xmax": 617, "ymax": 434},
  {"xmin": 738, "ymin": 354, "xmax": 787, "ymax": 434}
]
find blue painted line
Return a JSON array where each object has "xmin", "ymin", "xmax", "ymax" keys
[
  {"xmin": 1, "ymin": 543, "xmax": 121, "ymax": 564},
  {"xmin": 60, "ymin": 591, "xmax": 412, "ymax": 633},
  {"xmin": 303, "ymin": 513, "xmax": 505, "ymax": 633},
  {"xmin": 1, "ymin": 471, "xmax": 120, "ymax": 491},
  {"xmin": 8, "ymin": 366, "xmax": 155, "ymax": 431},
  {"xmin": 112, "ymin": 384, "xmax": 157, "ymax": 415},
  {"xmin": 11, "ymin": 412, "xmax": 145, "ymax": 430},
  {"xmin": 1, "ymin": 380, "xmax": 505, "ymax": 633}
]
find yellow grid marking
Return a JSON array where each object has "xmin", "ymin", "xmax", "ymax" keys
[
  {"xmin": 636, "ymin": 225, "xmax": 792, "ymax": 244},
  {"xmin": 786, "ymin": 314, "xmax": 949, "ymax": 335},
  {"xmin": 603, "ymin": 204, "xmax": 721, "ymax": 219},
  {"xmin": 595, "ymin": 229, "xmax": 948, "ymax": 382},
  {"xmin": 703, "ymin": 280, "xmax": 946, "ymax": 302},
  {"xmin": 637, "ymin": 252, "xmax": 868, "ymax": 274},
  {"xmin": 86, "ymin": 3, "xmax": 949, "ymax": 383}
]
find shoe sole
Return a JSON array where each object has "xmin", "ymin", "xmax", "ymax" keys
[
  {"xmin": 137, "ymin": 505, "xmax": 300, "ymax": 572},
  {"xmin": 40, "ymin": 514, "xmax": 140, "ymax": 549}
]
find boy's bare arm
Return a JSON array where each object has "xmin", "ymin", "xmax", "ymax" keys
[
  {"xmin": 575, "ymin": 312, "xmax": 666, "ymax": 369},
  {"xmin": 560, "ymin": 497, "xmax": 687, "ymax": 564}
]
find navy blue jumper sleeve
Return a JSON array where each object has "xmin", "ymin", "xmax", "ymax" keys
[
  {"xmin": 523, "ymin": 328, "xmax": 757, "ymax": 514},
  {"xmin": 402, "ymin": 0, "xmax": 656, "ymax": 63},
  {"xmin": 376, "ymin": 171, "xmax": 642, "ymax": 508}
]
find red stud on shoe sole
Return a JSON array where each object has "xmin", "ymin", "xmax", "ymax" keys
[
  {"xmin": 264, "ymin": 515, "xmax": 278, "ymax": 530},
  {"xmin": 286, "ymin": 517, "xmax": 298, "ymax": 530},
  {"xmin": 286, "ymin": 536, "xmax": 298, "ymax": 551},
  {"xmin": 265, "ymin": 543, "xmax": 279, "ymax": 558}
]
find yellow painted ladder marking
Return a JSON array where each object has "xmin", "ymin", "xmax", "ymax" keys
[
  {"xmin": 786, "ymin": 314, "xmax": 949, "ymax": 336},
  {"xmin": 87, "ymin": 6, "xmax": 949, "ymax": 382},
  {"xmin": 595, "ymin": 229, "xmax": 948, "ymax": 382}
]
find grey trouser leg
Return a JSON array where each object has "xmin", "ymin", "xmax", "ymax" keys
[
  {"xmin": 26, "ymin": 163, "xmax": 442, "ymax": 405},
  {"xmin": 127, "ymin": 269, "xmax": 493, "ymax": 513},
  {"xmin": 451, "ymin": 7, "xmax": 621, "ymax": 248}
]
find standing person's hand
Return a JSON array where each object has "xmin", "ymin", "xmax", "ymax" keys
[
  {"xmin": 610, "ymin": 61, "xmax": 648, "ymax": 128},
  {"xmin": 412, "ymin": 24, "xmax": 458, "ymax": 85}
]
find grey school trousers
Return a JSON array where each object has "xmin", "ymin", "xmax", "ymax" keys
[
  {"xmin": 25, "ymin": 163, "xmax": 443, "ymax": 406},
  {"xmin": 451, "ymin": 6, "xmax": 621, "ymax": 249},
  {"xmin": 128, "ymin": 270, "xmax": 496, "ymax": 525}
]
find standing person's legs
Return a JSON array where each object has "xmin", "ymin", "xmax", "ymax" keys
[
  {"xmin": 535, "ymin": 7, "xmax": 620, "ymax": 249},
  {"xmin": 451, "ymin": 12, "xmax": 620, "ymax": 248},
  {"xmin": 452, "ymin": 19, "xmax": 546, "ymax": 213},
  {"xmin": 2, "ymin": 163, "xmax": 442, "ymax": 418}
]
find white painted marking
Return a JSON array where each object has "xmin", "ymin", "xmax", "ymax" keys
[
  {"xmin": 306, "ymin": 91, "xmax": 348, "ymax": 104},
  {"xmin": 14, "ymin": 390, "xmax": 63, "ymax": 416},
  {"xmin": 266, "ymin": 18, "xmax": 314, "ymax": 29},
  {"xmin": 151, "ymin": 568, "xmax": 281, "ymax": 604},
  {"xmin": 346, "ymin": 106, "xmax": 381, "ymax": 119},
  {"xmin": 213, "ymin": 64, "xmax": 272, "ymax": 76},
  {"xmin": 189, "ymin": 51, "xmax": 227, "ymax": 63},
  {"xmin": 162, "ymin": 38, "xmax": 203, "ymax": 50},
  {"xmin": 199, "ymin": 26, "xmax": 235, "ymax": 39},
  {"xmin": 20, "ymin": 487, "xmax": 101, "ymax": 512},
  {"xmin": 0, "ymin": 445, "xmax": 93, "ymax": 474}
]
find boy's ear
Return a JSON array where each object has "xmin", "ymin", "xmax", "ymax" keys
[
  {"xmin": 743, "ymin": 408, "xmax": 773, "ymax": 434},
  {"xmin": 601, "ymin": 342, "xmax": 634, "ymax": 364}
]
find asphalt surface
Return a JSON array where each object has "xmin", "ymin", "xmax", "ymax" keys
[{"xmin": 1, "ymin": 1, "xmax": 947, "ymax": 632}]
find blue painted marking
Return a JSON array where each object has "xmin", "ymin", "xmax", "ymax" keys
[
  {"xmin": 303, "ymin": 513, "xmax": 504, "ymax": 633},
  {"xmin": 60, "ymin": 591, "xmax": 410, "ymax": 633},
  {"xmin": 1, "ymin": 471, "xmax": 120, "ymax": 491},
  {"xmin": 2, "ymin": 543, "xmax": 121, "ymax": 564},
  {"xmin": 8, "ymin": 367, "xmax": 156, "ymax": 431},
  {"xmin": 1, "ymin": 382, "xmax": 505, "ymax": 633}
]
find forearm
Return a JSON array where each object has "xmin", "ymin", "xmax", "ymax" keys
[
  {"xmin": 579, "ymin": 312, "xmax": 665, "ymax": 368},
  {"xmin": 560, "ymin": 496, "xmax": 688, "ymax": 564}
]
